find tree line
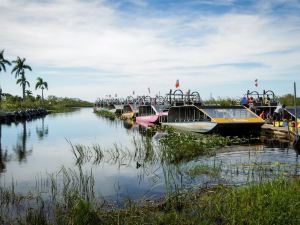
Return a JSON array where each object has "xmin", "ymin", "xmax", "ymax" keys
[{"xmin": 0, "ymin": 49, "xmax": 48, "ymax": 101}]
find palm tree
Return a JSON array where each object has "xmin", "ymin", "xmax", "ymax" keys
[
  {"xmin": 11, "ymin": 57, "xmax": 32, "ymax": 100},
  {"xmin": 35, "ymin": 77, "xmax": 48, "ymax": 100},
  {"xmin": 0, "ymin": 50, "xmax": 11, "ymax": 72},
  {"xmin": 16, "ymin": 75, "xmax": 30, "ymax": 98},
  {"xmin": 25, "ymin": 90, "xmax": 33, "ymax": 97},
  {"xmin": 0, "ymin": 50, "xmax": 11, "ymax": 102}
]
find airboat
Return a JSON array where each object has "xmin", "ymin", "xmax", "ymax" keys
[
  {"xmin": 161, "ymin": 89, "xmax": 264, "ymax": 135},
  {"xmin": 94, "ymin": 98, "xmax": 125, "ymax": 114},
  {"xmin": 135, "ymin": 95, "xmax": 169, "ymax": 126},
  {"xmin": 242, "ymin": 90, "xmax": 279, "ymax": 117},
  {"xmin": 121, "ymin": 96, "xmax": 139, "ymax": 119}
]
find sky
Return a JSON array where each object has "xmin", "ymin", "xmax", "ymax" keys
[{"xmin": 0, "ymin": 0, "xmax": 300, "ymax": 101}]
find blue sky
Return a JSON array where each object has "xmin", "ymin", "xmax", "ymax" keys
[{"xmin": 0, "ymin": 0, "xmax": 300, "ymax": 101}]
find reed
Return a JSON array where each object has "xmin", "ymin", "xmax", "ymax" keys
[
  {"xmin": 159, "ymin": 127, "xmax": 232, "ymax": 163},
  {"xmin": 94, "ymin": 110, "xmax": 117, "ymax": 119},
  {"xmin": 186, "ymin": 164, "xmax": 221, "ymax": 178},
  {"xmin": 1, "ymin": 134, "xmax": 299, "ymax": 224},
  {"xmin": 99, "ymin": 178, "xmax": 300, "ymax": 225},
  {"xmin": 0, "ymin": 165, "xmax": 299, "ymax": 224}
]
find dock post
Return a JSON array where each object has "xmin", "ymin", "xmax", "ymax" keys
[{"xmin": 293, "ymin": 82, "xmax": 300, "ymax": 150}]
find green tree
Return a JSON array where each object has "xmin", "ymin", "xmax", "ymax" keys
[
  {"xmin": 0, "ymin": 50, "xmax": 11, "ymax": 102},
  {"xmin": 0, "ymin": 50, "xmax": 11, "ymax": 72},
  {"xmin": 25, "ymin": 90, "xmax": 33, "ymax": 97},
  {"xmin": 35, "ymin": 77, "xmax": 48, "ymax": 100},
  {"xmin": 16, "ymin": 76, "xmax": 30, "ymax": 98},
  {"xmin": 11, "ymin": 57, "xmax": 32, "ymax": 100}
]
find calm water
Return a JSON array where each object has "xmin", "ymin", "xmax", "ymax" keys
[{"xmin": 0, "ymin": 108, "xmax": 299, "ymax": 203}]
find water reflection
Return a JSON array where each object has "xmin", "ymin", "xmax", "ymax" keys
[
  {"xmin": 13, "ymin": 122, "xmax": 32, "ymax": 162},
  {"xmin": 0, "ymin": 108, "xmax": 299, "ymax": 204},
  {"xmin": 123, "ymin": 119, "xmax": 134, "ymax": 130},
  {"xmin": 0, "ymin": 124, "xmax": 8, "ymax": 173},
  {"xmin": 36, "ymin": 117, "xmax": 49, "ymax": 140}
]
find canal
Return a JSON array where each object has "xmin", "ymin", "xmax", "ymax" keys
[{"xmin": 0, "ymin": 108, "xmax": 299, "ymax": 204}]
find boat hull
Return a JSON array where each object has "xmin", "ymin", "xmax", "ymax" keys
[
  {"xmin": 161, "ymin": 121, "xmax": 217, "ymax": 133},
  {"xmin": 214, "ymin": 122, "xmax": 263, "ymax": 136},
  {"xmin": 136, "ymin": 111, "xmax": 168, "ymax": 127},
  {"xmin": 122, "ymin": 104, "xmax": 138, "ymax": 119},
  {"xmin": 121, "ymin": 112, "xmax": 135, "ymax": 119},
  {"xmin": 136, "ymin": 115, "xmax": 159, "ymax": 124},
  {"xmin": 162, "ymin": 121, "xmax": 263, "ymax": 135}
]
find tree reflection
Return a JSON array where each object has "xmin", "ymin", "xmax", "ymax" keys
[
  {"xmin": 36, "ymin": 117, "xmax": 48, "ymax": 140},
  {"xmin": 0, "ymin": 124, "xmax": 9, "ymax": 173},
  {"xmin": 13, "ymin": 121, "xmax": 32, "ymax": 163}
]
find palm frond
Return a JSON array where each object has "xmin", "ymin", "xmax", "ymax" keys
[
  {"xmin": 16, "ymin": 78, "xmax": 22, "ymax": 85},
  {"xmin": 0, "ymin": 63, "xmax": 6, "ymax": 72},
  {"xmin": 3, "ymin": 59, "xmax": 11, "ymax": 65},
  {"xmin": 23, "ymin": 65, "xmax": 32, "ymax": 71},
  {"xmin": 11, "ymin": 66, "xmax": 18, "ymax": 74}
]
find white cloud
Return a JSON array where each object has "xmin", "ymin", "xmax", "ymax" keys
[{"xmin": 0, "ymin": 0, "xmax": 300, "ymax": 100}]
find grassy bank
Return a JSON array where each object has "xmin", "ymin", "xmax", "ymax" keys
[
  {"xmin": 101, "ymin": 178, "xmax": 300, "ymax": 225},
  {"xmin": 0, "ymin": 177, "xmax": 298, "ymax": 225},
  {"xmin": 0, "ymin": 136, "xmax": 299, "ymax": 224},
  {"xmin": 94, "ymin": 109, "xmax": 117, "ymax": 119},
  {"xmin": 0, "ymin": 95, "xmax": 93, "ymax": 113}
]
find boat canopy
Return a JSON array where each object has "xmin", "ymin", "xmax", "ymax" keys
[
  {"xmin": 201, "ymin": 106, "xmax": 257, "ymax": 119},
  {"xmin": 245, "ymin": 90, "xmax": 279, "ymax": 107},
  {"xmin": 123, "ymin": 104, "xmax": 134, "ymax": 113},
  {"xmin": 166, "ymin": 105, "xmax": 211, "ymax": 123},
  {"xmin": 138, "ymin": 105, "xmax": 157, "ymax": 116},
  {"xmin": 166, "ymin": 105, "xmax": 263, "ymax": 124},
  {"xmin": 166, "ymin": 89, "xmax": 204, "ymax": 106}
]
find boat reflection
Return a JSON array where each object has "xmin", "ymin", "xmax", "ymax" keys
[{"xmin": 123, "ymin": 119, "xmax": 135, "ymax": 130}]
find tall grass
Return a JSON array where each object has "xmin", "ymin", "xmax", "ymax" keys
[
  {"xmin": 0, "ymin": 131, "xmax": 299, "ymax": 224},
  {"xmin": 0, "ymin": 162, "xmax": 299, "ymax": 224},
  {"xmin": 99, "ymin": 178, "xmax": 300, "ymax": 225},
  {"xmin": 94, "ymin": 110, "xmax": 117, "ymax": 120},
  {"xmin": 159, "ymin": 127, "xmax": 241, "ymax": 163}
]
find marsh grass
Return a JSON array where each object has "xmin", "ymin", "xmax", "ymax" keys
[
  {"xmin": 99, "ymin": 178, "xmax": 300, "ymax": 225},
  {"xmin": 1, "ymin": 131, "xmax": 299, "ymax": 224},
  {"xmin": 0, "ymin": 160, "xmax": 299, "ymax": 224},
  {"xmin": 94, "ymin": 110, "xmax": 117, "ymax": 120},
  {"xmin": 1, "ymin": 171, "xmax": 299, "ymax": 224},
  {"xmin": 158, "ymin": 127, "xmax": 238, "ymax": 163},
  {"xmin": 186, "ymin": 164, "xmax": 221, "ymax": 178}
]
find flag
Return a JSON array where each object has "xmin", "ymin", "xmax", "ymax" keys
[
  {"xmin": 148, "ymin": 87, "xmax": 151, "ymax": 94},
  {"xmin": 255, "ymin": 79, "xmax": 258, "ymax": 87},
  {"xmin": 175, "ymin": 79, "xmax": 180, "ymax": 88}
]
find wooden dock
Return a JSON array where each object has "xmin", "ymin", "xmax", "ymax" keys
[{"xmin": 261, "ymin": 124, "xmax": 298, "ymax": 141}]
